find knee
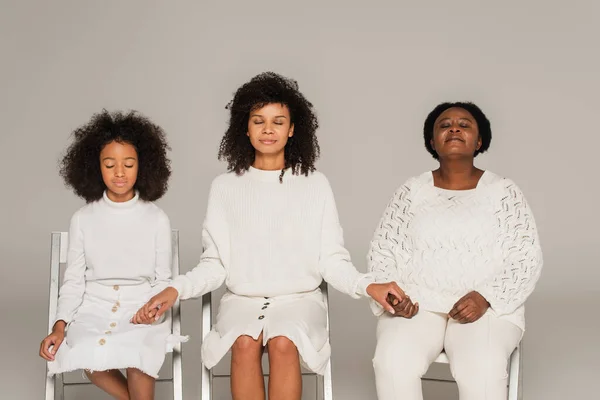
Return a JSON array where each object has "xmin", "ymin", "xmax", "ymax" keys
[
  {"xmin": 231, "ymin": 335, "xmax": 263, "ymax": 361},
  {"xmin": 267, "ymin": 336, "xmax": 298, "ymax": 360},
  {"xmin": 451, "ymin": 349, "xmax": 509, "ymax": 385}
]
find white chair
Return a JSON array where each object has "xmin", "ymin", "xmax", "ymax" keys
[
  {"xmin": 422, "ymin": 343, "xmax": 523, "ymax": 400},
  {"xmin": 44, "ymin": 230, "xmax": 184, "ymax": 400},
  {"xmin": 200, "ymin": 281, "xmax": 334, "ymax": 400}
]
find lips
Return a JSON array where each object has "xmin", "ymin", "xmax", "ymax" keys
[
  {"xmin": 113, "ymin": 181, "xmax": 128, "ymax": 187},
  {"xmin": 260, "ymin": 140, "xmax": 277, "ymax": 145},
  {"xmin": 446, "ymin": 137, "xmax": 464, "ymax": 143}
]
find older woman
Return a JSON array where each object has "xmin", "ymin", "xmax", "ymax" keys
[{"xmin": 369, "ymin": 102, "xmax": 543, "ymax": 400}]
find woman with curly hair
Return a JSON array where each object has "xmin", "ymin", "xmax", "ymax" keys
[
  {"xmin": 140, "ymin": 72, "xmax": 401, "ymax": 400},
  {"xmin": 39, "ymin": 110, "xmax": 186, "ymax": 400},
  {"xmin": 369, "ymin": 102, "xmax": 543, "ymax": 400}
]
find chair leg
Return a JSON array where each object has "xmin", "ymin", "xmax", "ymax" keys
[
  {"xmin": 508, "ymin": 344, "xmax": 522, "ymax": 400},
  {"xmin": 56, "ymin": 373, "xmax": 65, "ymax": 400},
  {"xmin": 44, "ymin": 374, "xmax": 54, "ymax": 400},
  {"xmin": 323, "ymin": 359, "xmax": 333, "ymax": 400}
]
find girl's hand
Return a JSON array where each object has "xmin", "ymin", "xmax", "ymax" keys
[
  {"xmin": 131, "ymin": 287, "xmax": 178, "ymax": 324},
  {"xmin": 39, "ymin": 321, "xmax": 66, "ymax": 361}
]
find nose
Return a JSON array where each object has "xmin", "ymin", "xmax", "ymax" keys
[
  {"xmin": 262, "ymin": 122, "xmax": 275, "ymax": 134},
  {"xmin": 114, "ymin": 165, "xmax": 125, "ymax": 177}
]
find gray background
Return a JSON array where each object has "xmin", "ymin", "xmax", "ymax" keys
[{"xmin": 1, "ymin": 1, "xmax": 598, "ymax": 399}]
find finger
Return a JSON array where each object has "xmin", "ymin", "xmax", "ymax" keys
[
  {"xmin": 458, "ymin": 309, "xmax": 474, "ymax": 324},
  {"xmin": 389, "ymin": 285, "xmax": 404, "ymax": 302},
  {"xmin": 52, "ymin": 338, "xmax": 63, "ymax": 355},
  {"xmin": 391, "ymin": 282, "xmax": 406, "ymax": 297},
  {"xmin": 41, "ymin": 339, "xmax": 54, "ymax": 361},
  {"xmin": 40, "ymin": 341, "xmax": 50, "ymax": 360},
  {"xmin": 396, "ymin": 298, "xmax": 412, "ymax": 314},
  {"xmin": 412, "ymin": 302, "xmax": 420, "ymax": 317},
  {"xmin": 449, "ymin": 300, "xmax": 469, "ymax": 319},
  {"xmin": 387, "ymin": 293, "xmax": 399, "ymax": 306},
  {"xmin": 404, "ymin": 303, "xmax": 416, "ymax": 318},
  {"xmin": 154, "ymin": 301, "xmax": 172, "ymax": 319},
  {"xmin": 147, "ymin": 297, "xmax": 163, "ymax": 311}
]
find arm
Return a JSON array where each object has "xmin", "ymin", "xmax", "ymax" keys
[
  {"xmin": 150, "ymin": 210, "xmax": 172, "ymax": 296},
  {"xmin": 367, "ymin": 182, "xmax": 414, "ymax": 316},
  {"xmin": 169, "ymin": 185, "xmax": 227, "ymax": 300},
  {"xmin": 54, "ymin": 212, "xmax": 86, "ymax": 324},
  {"xmin": 475, "ymin": 179, "xmax": 543, "ymax": 316},
  {"xmin": 318, "ymin": 179, "xmax": 374, "ymax": 299}
]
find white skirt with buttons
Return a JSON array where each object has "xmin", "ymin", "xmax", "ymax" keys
[
  {"xmin": 47, "ymin": 282, "xmax": 187, "ymax": 378},
  {"xmin": 201, "ymin": 287, "xmax": 330, "ymax": 375}
]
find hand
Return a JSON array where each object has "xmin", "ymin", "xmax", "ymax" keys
[
  {"xmin": 131, "ymin": 304, "xmax": 159, "ymax": 325},
  {"xmin": 448, "ymin": 291, "xmax": 490, "ymax": 324},
  {"xmin": 131, "ymin": 287, "xmax": 178, "ymax": 324},
  {"xmin": 39, "ymin": 321, "xmax": 66, "ymax": 361},
  {"xmin": 387, "ymin": 293, "xmax": 419, "ymax": 318},
  {"xmin": 366, "ymin": 282, "xmax": 406, "ymax": 314}
]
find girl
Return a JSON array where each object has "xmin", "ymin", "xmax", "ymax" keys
[
  {"xmin": 39, "ymin": 110, "xmax": 186, "ymax": 400},
  {"xmin": 136, "ymin": 72, "xmax": 402, "ymax": 400}
]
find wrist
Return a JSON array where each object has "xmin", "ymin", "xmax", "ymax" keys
[{"xmin": 53, "ymin": 320, "xmax": 66, "ymax": 333}]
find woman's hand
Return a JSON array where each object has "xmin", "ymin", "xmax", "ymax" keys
[
  {"xmin": 387, "ymin": 293, "xmax": 419, "ymax": 318},
  {"xmin": 131, "ymin": 287, "xmax": 179, "ymax": 324},
  {"xmin": 39, "ymin": 321, "xmax": 66, "ymax": 361},
  {"xmin": 366, "ymin": 282, "xmax": 406, "ymax": 314},
  {"xmin": 449, "ymin": 291, "xmax": 490, "ymax": 323}
]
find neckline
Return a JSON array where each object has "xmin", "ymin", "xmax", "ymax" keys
[
  {"xmin": 429, "ymin": 170, "xmax": 487, "ymax": 193},
  {"xmin": 102, "ymin": 190, "xmax": 140, "ymax": 209},
  {"xmin": 247, "ymin": 166, "xmax": 293, "ymax": 183}
]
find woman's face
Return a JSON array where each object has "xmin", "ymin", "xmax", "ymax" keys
[
  {"xmin": 431, "ymin": 107, "xmax": 482, "ymax": 160},
  {"xmin": 99, "ymin": 140, "xmax": 138, "ymax": 202},
  {"xmin": 247, "ymin": 103, "xmax": 294, "ymax": 157}
]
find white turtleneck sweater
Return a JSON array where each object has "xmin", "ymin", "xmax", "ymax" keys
[
  {"xmin": 367, "ymin": 171, "xmax": 543, "ymax": 329},
  {"xmin": 170, "ymin": 167, "xmax": 373, "ymax": 300},
  {"xmin": 55, "ymin": 192, "xmax": 172, "ymax": 323}
]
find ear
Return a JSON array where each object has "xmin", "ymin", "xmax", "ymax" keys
[
  {"xmin": 288, "ymin": 123, "xmax": 294, "ymax": 138},
  {"xmin": 430, "ymin": 138, "xmax": 435, "ymax": 150},
  {"xmin": 476, "ymin": 136, "xmax": 482, "ymax": 150}
]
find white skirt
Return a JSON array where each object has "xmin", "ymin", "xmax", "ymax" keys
[
  {"xmin": 201, "ymin": 288, "xmax": 330, "ymax": 375},
  {"xmin": 48, "ymin": 282, "xmax": 187, "ymax": 378}
]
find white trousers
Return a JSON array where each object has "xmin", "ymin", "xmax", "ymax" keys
[{"xmin": 373, "ymin": 310, "xmax": 522, "ymax": 400}]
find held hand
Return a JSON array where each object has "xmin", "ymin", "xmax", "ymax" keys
[
  {"xmin": 39, "ymin": 321, "xmax": 66, "ymax": 361},
  {"xmin": 131, "ymin": 287, "xmax": 178, "ymax": 324},
  {"xmin": 387, "ymin": 293, "xmax": 419, "ymax": 318},
  {"xmin": 448, "ymin": 291, "xmax": 490, "ymax": 324},
  {"xmin": 131, "ymin": 303, "xmax": 158, "ymax": 325},
  {"xmin": 366, "ymin": 282, "xmax": 406, "ymax": 314}
]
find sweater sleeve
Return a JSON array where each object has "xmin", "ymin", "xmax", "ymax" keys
[
  {"xmin": 366, "ymin": 181, "xmax": 414, "ymax": 316},
  {"xmin": 475, "ymin": 179, "xmax": 543, "ymax": 316},
  {"xmin": 55, "ymin": 212, "xmax": 86, "ymax": 324},
  {"xmin": 318, "ymin": 177, "xmax": 374, "ymax": 299},
  {"xmin": 151, "ymin": 210, "xmax": 172, "ymax": 296},
  {"xmin": 169, "ymin": 183, "xmax": 227, "ymax": 300}
]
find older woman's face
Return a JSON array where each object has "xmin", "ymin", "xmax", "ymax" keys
[{"xmin": 431, "ymin": 107, "xmax": 482, "ymax": 160}]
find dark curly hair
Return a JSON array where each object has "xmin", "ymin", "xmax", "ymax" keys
[
  {"xmin": 423, "ymin": 102, "xmax": 492, "ymax": 160},
  {"xmin": 60, "ymin": 110, "xmax": 171, "ymax": 202},
  {"xmin": 218, "ymin": 71, "xmax": 320, "ymax": 182}
]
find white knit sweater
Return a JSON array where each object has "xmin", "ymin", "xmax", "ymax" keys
[
  {"xmin": 170, "ymin": 167, "xmax": 374, "ymax": 300},
  {"xmin": 55, "ymin": 192, "xmax": 172, "ymax": 324},
  {"xmin": 367, "ymin": 171, "xmax": 543, "ymax": 329}
]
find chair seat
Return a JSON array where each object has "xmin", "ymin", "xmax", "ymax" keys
[{"xmin": 435, "ymin": 352, "xmax": 449, "ymax": 364}]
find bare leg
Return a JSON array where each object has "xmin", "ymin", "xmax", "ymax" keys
[
  {"xmin": 267, "ymin": 336, "xmax": 301, "ymax": 400},
  {"xmin": 126, "ymin": 368, "xmax": 155, "ymax": 400},
  {"xmin": 231, "ymin": 334, "xmax": 265, "ymax": 400},
  {"xmin": 84, "ymin": 369, "xmax": 129, "ymax": 400}
]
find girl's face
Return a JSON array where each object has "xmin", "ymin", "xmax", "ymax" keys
[
  {"xmin": 431, "ymin": 107, "xmax": 482, "ymax": 160},
  {"xmin": 247, "ymin": 103, "xmax": 294, "ymax": 157},
  {"xmin": 100, "ymin": 140, "xmax": 138, "ymax": 202}
]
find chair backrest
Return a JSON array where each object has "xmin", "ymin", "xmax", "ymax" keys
[{"xmin": 45, "ymin": 230, "xmax": 183, "ymax": 400}]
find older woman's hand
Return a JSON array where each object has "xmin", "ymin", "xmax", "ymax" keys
[
  {"xmin": 448, "ymin": 291, "xmax": 490, "ymax": 323},
  {"xmin": 366, "ymin": 282, "xmax": 407, "ymax": 314},
  {"xmin": 387, "ymin": 293, "xmax": 419, "ymax": 318}
]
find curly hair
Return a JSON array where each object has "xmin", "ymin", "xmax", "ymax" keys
[
  {"xmin": 60, "ymin": 110, "xmax": 171, "ymax": 202},
  {"xmin": 423, "ymin": 102, "xmax": 492, "ymax": 160},
  {"xmin": 218, "ymin": 72, "xmax": 320, "ymax": 182}
]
